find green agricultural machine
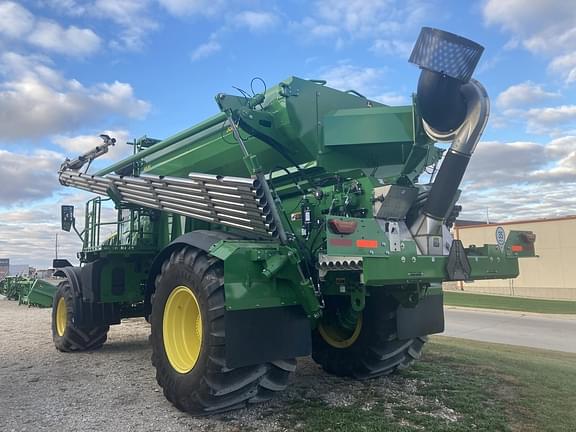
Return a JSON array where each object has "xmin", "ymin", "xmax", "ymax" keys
[
  {"xmin": 0, "ymin": 275, "xmax": 56, "ymax": 307},
  {"xmin": 52, "ymin": 28, "xmax": 536, "ymax": 414}
]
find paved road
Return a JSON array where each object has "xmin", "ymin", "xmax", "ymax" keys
[{"xmin": 443, "ymin": 308, "xmax": 576, "ymax": 353}]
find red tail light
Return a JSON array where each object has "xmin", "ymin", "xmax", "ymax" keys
[{"xmin": 356, "ymin": 239, "xmax": 378, "ymax": 248}]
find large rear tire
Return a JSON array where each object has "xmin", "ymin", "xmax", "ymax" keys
[
  {"xmin": 312, "ymin": 294, "xmax": 426, "ymax": 379},
  {"xmin": 150, "ymin": 247, "xmax": 295, "ymax": 415},
  {"xmin": 51, "ymin": 281, "xmax": 109, "ymax": 352}
]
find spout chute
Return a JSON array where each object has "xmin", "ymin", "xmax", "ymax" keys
[
  {"xmin": 410, "ymin": 27, "xmax": 489, "ymax": 222},
  {"xmin": 408, "ymin": 27, "xmax": 489, "ymax": 254}
]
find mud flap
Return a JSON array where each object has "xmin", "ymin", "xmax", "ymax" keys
[
  {"xmin": 225, "ymin": 305, "xmax": 311, "ymax": 368},
  {"xmin": 396, "ymin": 293, "xmax": 444, "ymax": 340}
]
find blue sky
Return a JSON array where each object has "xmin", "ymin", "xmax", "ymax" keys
[{"xmin": 1, "ymin": 0, "xmax": 575, "ymax": 267}]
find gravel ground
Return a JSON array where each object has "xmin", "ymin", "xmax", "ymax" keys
[{"xmin": 0, "ymin": 297, "xmax": 455, "ymax": 432}]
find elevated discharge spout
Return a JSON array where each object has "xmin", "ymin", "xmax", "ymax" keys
[{"xmin": 408, "ymin": 27, "xmax": 490, "ymax": 254}]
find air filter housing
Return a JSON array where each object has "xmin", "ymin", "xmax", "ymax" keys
[
  {"xmin": 409, "ymin": 28, "xmax": 485, "ymax": 134},
  {"xmin": 409, "ymin": 27, "xmax": 484, "ymax": 83}
]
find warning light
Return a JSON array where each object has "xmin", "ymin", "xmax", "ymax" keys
[{"xmin": 356, "ymin": 239, "xmax": 378, "ymax": 249}]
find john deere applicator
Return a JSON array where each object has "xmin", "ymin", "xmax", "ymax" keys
[{"xmin": 51, "ymin": 28, "xmax": 535, "ymax": 414}]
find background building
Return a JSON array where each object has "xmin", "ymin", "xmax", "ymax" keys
[
  {"xmin": 8, "ymin": 264, "xmax": 30, "ymax": 276},
  {"xmin": 0, "ymin": 258, "xmax": 8, "ymax": 278},
  {"xmin": 447, "ymin": 215, "xmax": 576, "ymax": 300}
]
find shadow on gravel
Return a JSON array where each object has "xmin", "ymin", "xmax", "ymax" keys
[{"xmin": 99, "ymin": 338, "xmax": 150, "ymax": 353}]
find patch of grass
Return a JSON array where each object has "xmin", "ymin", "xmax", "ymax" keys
[
  {"xmin": 426, "ymin": 337, "xmax": 576, "ymax": 432},
  {"xmin": 279, "ymin": 337, "xmax": 576, "ymax": 431},
  {"xmin": 444, "ymin": 291, "xmax": 576, "ymax": 314}
]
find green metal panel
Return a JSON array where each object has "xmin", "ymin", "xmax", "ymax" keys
[
  {"xmin": 98, "ymin": 255, "xmax": 152, "ymax": 304},
  {"xmin": 323, "ymin": 106, "xmax": 414, "ymax": 146},
  {"xmin": 209, "ymin": 240, "xmax": 321, "ymax": 317},
  {"xmin": 94, "ymin": 112, "xmax": 227, "ymax": 176},
  {"xmin": 210, "ymin": 241, "xmax": 301, "ymax": 310},
  {"xmin": 325, "ymin": 216, "xmax": 419, "ymax": 257},
  {"xmin": 92, "ymin": 77, "xmax": 429, "ymax": 180},
  {"xmin": 362, "ymin": 250, "xmax": 520, "ymax": 286},
  {"xmin": 21, "ymin": 279, "xmax": 57, "ymax": 308},
  {"xmin": 320, "ymin": 106, "xmax": 416, "ymax": 171}
]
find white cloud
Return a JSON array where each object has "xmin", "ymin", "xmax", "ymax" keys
[
  {"xmin": 373, "ymin": 92, "xmax": 409, "ymax": 105},
  {"xmin": 319, "ymin": 63, "xmax": 385, "ymax": 94},
  {"xmin": 185, "ymin": 9, "xmax": 278, "ymax": 61},
  {"xmin": 295, "ymin": 0, "xmax": 428, "ymax": 51},
  {"xmin": 545, "ymin": 135, "xmax": 576, "ymax": 160},
  {"xmin": 0, "ymin": 1, "xmax": 101, "ymax": 56},
  {"xmin": 483, "ymin": 0, "xmax": 576, "ymax": 83},
  {"xmin": 157, "ymin": 0, "xmax": 225, "ymax": 16},
  {"xmin": 317, "ymin": 63, "xmax": 409, "ymax": 105},
  {"xmin": 40, "ymin": 0, "xmax": 157, "ymax": 51},
  {"xmin": 92, "ymin": 0, "xmax": 157, "ymax": 51},
  {"xmin": 297, "ymin": 17, "xmax": 339, "ymax": 38},
  {"xmin": 190, "ymin": 36, "xmax": 221, "ymax": 61},
  {"xmin": 494, "ymin": 83, "xmax": 575, "ymax": 136},
  {"xmin": 483, "ymin": 0, "xmax": 572, "ymax": 38},
  {"xmin": 39, "ymin": 0, "xmax": 88, "ymax": 16},
  {"xmin": 462, "ymin": 137, "xmax": 576, "ymax": 189},
  {"xmin": 0, "ymin": 1, "xmax": 35, "ymax": 38},
  {"xmin": 496, "ymin": 81, "xmax": 559, "ymax": 109},
  {"xmin": 548, "ymin": 52, "xmax": 576, "ymax": 84},
  {"xmin": 235, "ymin": 11, "xmax": 278, "ymax": 32},
  {"xmin": 457, "ymin": 137, "xmax": 576, "ymax": 221},
  {"xmin": 462, "ymin": 141, "xmax": 546, "ymax": 190},
  {"xmin": 27, "ymin": 21, "xmax": 101, "ymax": 56},
  {"xmin": 0, "ymin": 190, "xmax": 98, "ymax": 268},
  {"xmin": 370, "ymin": 39, "xmax": 413, "ymax": 57},
  {"xmin": 458, "ymin": 183, "xmax": 576, "ymax": 222},
  {"xmin": 525, "ymin": 105, "xmax": 576, "ymax": 135},
  {"xmin": 0, "ymin": 148, "xmax": 63, "ymax": 205},
  {"xmin": 313, "ymin": 0, "xmax": 423, "ymax": 36},
  {"xmin": 0, "ymin": 52, "xmax": 150, "ymax": 140}
]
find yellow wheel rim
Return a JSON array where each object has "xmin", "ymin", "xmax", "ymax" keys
[
  {"xmin": 318, "ymin": 315, "xmax": 363, "ymax": 349},
  {"xmin": 163, "ymin": 285, "xmax": 203, "ymax": 374},
  {"xmin": 56, "ymin": 297, "xmax": 67, "ymax": 337}
]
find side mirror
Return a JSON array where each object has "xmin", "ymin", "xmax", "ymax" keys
[{"xmin": 61, "ymin": 205, "xmax": 75, "ymax": 232}]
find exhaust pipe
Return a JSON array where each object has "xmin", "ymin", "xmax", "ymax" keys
[{"xmin": 408, "ymin": 27, "xmax": 489, "ymax": 254}]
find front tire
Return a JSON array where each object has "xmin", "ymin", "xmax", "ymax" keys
[
  {"xmin": 312, "ymin": 294, "xmax": 426, "ymax": 379},
  {"xmin": 51, "ymin": 280, "xmax": 109, "ymax": 352},
  {"xmin": 150, "ymin": 247, "xmax": 295, "ymax": 415}
]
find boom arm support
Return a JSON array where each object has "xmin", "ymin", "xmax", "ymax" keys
[{"xmin": 59, "ymin": 134, "xmax": 116, "ymax": 173}]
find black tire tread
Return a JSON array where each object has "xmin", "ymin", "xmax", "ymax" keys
[
  {"xmin": 311, "ymin": 295, "xmax": 427, "ymax": 380},
  {"xmin": 150, "ymin": 246, "xmax": 294, "ymax": 415},
  {"xmin": 51, "ymin": 281, "xmax": 109, "ymax": 352}
]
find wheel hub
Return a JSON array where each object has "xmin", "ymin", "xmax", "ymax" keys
[
  {"xmin": 318, "ymin": 314, "xmax": 363, "ymax": 349},
  {"xmin": 163, "ymin": 285, "xmax": 203, "ymax": 373},
  {"xmin": 56, "ymin": 297, "xmax": 67, "ymax": 337}
]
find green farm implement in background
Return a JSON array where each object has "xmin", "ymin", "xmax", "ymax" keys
[
  {"xmin": 51, "ymin": 28, "xmax": 536, "ymax": 415},
  {"xmin": 0, "ymin": 276, "xmax": 57, "ymax": 307}
]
